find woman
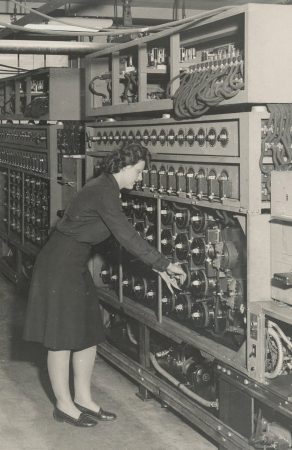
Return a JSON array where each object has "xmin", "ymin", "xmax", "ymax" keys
[{"xmin": 23, "ymin": 142, "xmax": 186, "ymax": 428}]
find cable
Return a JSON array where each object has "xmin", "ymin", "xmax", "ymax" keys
[
  {"xmin": 150, "ymin": 352, "xmax": 218, "ymax": 409},
  {"xmin": 171, "ymin": 58, "xmax": 244, "ymax": 120},
  {"xmin": 88, "ymin": 74, "xmax": 111, "ymax": 98},
  {"xmin": 0, "ymin": 19, "xmax": 103, "ymax": 36},
  {"xmin": 259, "ymin": 104, "xmax": 292, "ymax": 192},
  {"xmin": 0, "ymin": 63, "xmax": 28, "ymax": 72},
  {"xmin": 265, "ymin": 325, "xmax": 284, "ymax": 379}
]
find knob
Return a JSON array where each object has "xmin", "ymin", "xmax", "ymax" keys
[
  {"xmin": 186, "ymin": 129, "xmax": 195, "ymax": 146},
  {"xmin": 167, "ymin": 129, "xmax": 175, "ymax": 145},
  {"xmin": 177, "ymin": 129, "xmax": 184, "ymax": 146},
  {"xmin": 206, "ymin": 128, "xmax": 216, "ymax": 146},
  {"xmin": 196, "ymin": 128, "xmax": 206, "ymax": 147},
  {"xmin": 217, "ymin": 128, "xmax": 229, "ymax": 147}
]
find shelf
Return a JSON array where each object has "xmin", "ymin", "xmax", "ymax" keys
[
  {"xmin": 0, "ymin": 68, "xmax": 82, "ymax": 121},
  {"xmin": 97, "ymin": 286, "xmax": 247, "ymax": 374},
  {"xmin": 87, "ymin": 98, "xmax": 173, "ymax": 118},
  {"xmin": 146, "ymin": 67, "xmax": 168, "ymax": 75}
]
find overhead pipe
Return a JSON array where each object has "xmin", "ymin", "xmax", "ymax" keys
[{"xmin": 0, "ymin": 40, "xmax": 110, "ymax": 55}]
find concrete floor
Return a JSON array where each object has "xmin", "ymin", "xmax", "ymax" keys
[{"xmin": 0, "ymin": 274, "xmax": 216, "ymax": 450}]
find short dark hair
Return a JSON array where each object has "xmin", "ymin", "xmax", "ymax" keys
[{"xmin": 101, "ymin": 142, "xmax": 150, "ymax": 174}]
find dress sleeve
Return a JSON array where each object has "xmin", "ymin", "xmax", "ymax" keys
[{"xmin": 96, "ymin": 185, "xmax": 169, "ymax": 272}]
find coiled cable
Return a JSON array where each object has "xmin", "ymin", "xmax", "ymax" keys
[
  {"xmin": 259, "ymin": 104, "xmax": 292, "ymax": 196},
  {"xmin": 170, "ymin": 59, "xmax": 244, "ymax": 119}
]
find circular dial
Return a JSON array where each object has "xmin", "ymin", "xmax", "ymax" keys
[
  {"xmin": 132, "ymin": 276, "xmax": 147, "ymax": 301},
  {"xmin": 150, "ymin": 129, "xmax": 158, "ymax": 145},
  {"xmin": 109, "ymin": 267, "xmax": 119, "ymax": 290},
  {"xmin": 190, "ymin": 208, "xmax": 208, "ymax": 233},
  {"xmin": 121, "ymin": 198, "xmax": 133, "ymax": 217},
  {"xmin": 190, "ymin": 270, "xmax": 208, "ymax": 298},
  {"xmin": 217, "ymin": 127, "xmax": 229, "ymax": 147},
  {"xmin": 174, "ymin": 207, "xmax": 190, "ymax": 229},
  {"xmin": 95, "ymin": 132, "xmax": 102, "ymax": 144},
  {"xmin": 186, "ymin": 128, "xmax": 195, "ymax": 146},
  {"xmin": 190, "ymin": 302, "xmax": 210, "ymax": 328},
  {"xmin": 196, "ymin": 128, "xmax": 206, "ymax": 147},
  {"xmin": 145, "ymin": 201, "xmax": 156, "ymax": 223},
  {"xmin": 102, "ymin": 132, "xmax": 108, "ymax": 144},
  {"xmin": 122, "ymin": 271, "xmax": 133, "ymax": 295},
  {"xmin": 144, "ymin": 279, "xmax": 157, "ymax": 308},
  {"xmin": 145, "ymin": 225, "xmax": 156, "ymax": 246},
  {"xmin": 143, "ymin": 129, "xmax": 150, "ymax": 145},
  {"xmin": 114, "ymin": 131, "xmax": 120, "ymax": 144},
  {"xmin": 128, "ymin": 131, "xmax": 134, "ymax": 142},
  {"xmin": 174, "ymin": 293, "xmax": 194, "ymax": 320},
  {"xmin": 135, "ymin": 130, "xmax": 142, "ymax": 142},
  {"xmin": 177, "ymin": 129, "xmax": 185, "ymax": 146},
  {"xmin": 161, "ymin": 229, "xmax": 173, "ymax": 256},
  {"xmin": 167, "ymin": 129, "xmax": 176, "ymax": 146},
  {"xmin": 158, "ymin": 129, "xmax": 167, "ymax": 145},
  {"xmin": 121, "ymin": 131, "xmax": 128, "ymax": 143},
  {"xmin": 206, "ymin": 128, "xmax": 216, "ymax": 147},
  {"xmin": 108, "ymin": 131, "xmax": 114, "ymax": 144},
  {"xmin": 191, "ymin": 238, "xmax": 206, "ymax": 266},
  {"xmin": 161, "ymin": 201, "xmax": 174, "ymax": 226},
  {"xmin": 174, "ymin": 233, "xmax": 190, "ymax": 261}
]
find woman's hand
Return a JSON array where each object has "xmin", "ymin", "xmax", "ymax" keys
[
  {"xmin": 153, "ymin": 263, "xmax": 186, "ymax": 294},
  {"xmin": 166, "ymin": 262, "xmax": 186, "ymax": 286}
]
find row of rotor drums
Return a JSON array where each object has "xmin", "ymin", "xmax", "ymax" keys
[
  {"xmin": 132, "ymin": 224, "xmax": 213, "ymax": 264},
  {"xmin": 136, "ymin": 165, "xmax": 231, "ymax": 201},
  {"xmin": 100, "ymin": 264, "xmax": 220, "ymax": 326},
  {"xmin": 122, "ymin": 199, "xmax": 214, "ymax": 232},
  {"xmin": 92, "ymin": 127, "xmax": 229, "ymax": 148}
]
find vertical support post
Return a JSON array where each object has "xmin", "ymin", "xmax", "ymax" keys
[
  {"xmin": 137, "ymin": 323, "xmax": 152, "ymax": 400},
  {"xmin": 112, "ymin": 52, "xmax": 120, "ymax": 106},
  {"xmin": 14, "ymin": 80, "xmax": 20, "ymax": 115},
  {"xmin": 118, "ymin": 246, "xmax": 123, "ymax": 304},
  {"xmin": 169, "ymin": 33, "xmax": 180, "ymax": 96},
  {"xmin": 138, "ymin": 44, "xmax": 147, "ymax": 103},
  {"xmin": 157, "ymin": 197, "xmax": 162, "ymax": 323}
]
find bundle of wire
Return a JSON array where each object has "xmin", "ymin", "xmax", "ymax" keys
[
  {"xmin": 168, "ymin": 60, "xmax": 244, "ymax": 119},
  {"xmin": 259, "ymin": 104, "xmax": 292, "ymax": 195}
]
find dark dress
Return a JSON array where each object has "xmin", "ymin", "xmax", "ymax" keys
[{"xmin": 23, "ymin": 173, "xmax": 169, "ymax": 350}]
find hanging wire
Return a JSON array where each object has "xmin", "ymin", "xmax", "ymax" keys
[
  {"xmin": 3, "ymin": 2, "xmax": 236, "ymax": 37},
  {"xmin": 0, "ymin": 63, "xmax": 28, "ymax": 72}
]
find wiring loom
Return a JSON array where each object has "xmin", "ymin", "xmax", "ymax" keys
[
  {"xmin": 168, "ymin": 59, "xmax": 244, "ymax": 119},
  {"xmin": 259, "ymin": 104, "xmax": 292, "ymax": 196}
]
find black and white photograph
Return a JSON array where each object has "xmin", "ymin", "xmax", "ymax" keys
[{"xmin": 0, "ymin": 1, "xmax": 292, "ymax": 449}]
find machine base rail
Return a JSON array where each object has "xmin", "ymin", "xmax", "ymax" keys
[{"xmin": 97, "ymin": 341, "xmax": 253, "ymax": 450}]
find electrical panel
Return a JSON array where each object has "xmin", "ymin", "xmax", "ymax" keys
[
  {"xmin": 84, "ymin": 5, "xmax": 292, "ymax": 447},
  {"xmin": 85, "ymin": 4, "xmax": 292, "ymax": 119},
  {"xmin": 0, "ymin": 122, "xmax": 85, "ymax": 283},
  {"xmin": 0, "ymin": 68, "xmax": 83, "ymax": 121},
  {"xmin": 86, "ymin": 113, "xmax": 292, "ymax": 447}
]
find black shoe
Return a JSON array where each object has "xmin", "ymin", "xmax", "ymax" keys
[
  {"xmin": 75, "ymin": 403, "xmax": 117, "ymax": 421},
  {"xmin": 53, "ymin": 407, "xmax": 97, "ymax": 427}
]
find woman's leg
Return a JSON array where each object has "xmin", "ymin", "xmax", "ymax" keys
[
  {"xmin": 73, "ymin": 345, "xmax": 100, "ymax": 412},
  {"xmin": 47, "ymin": 350, "xmax": 81, "ymax": 418}
]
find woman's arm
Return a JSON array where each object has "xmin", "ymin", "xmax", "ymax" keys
[{"xmin": 97, "ymin": 185, "xmax": 169, "ymax": 272}]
